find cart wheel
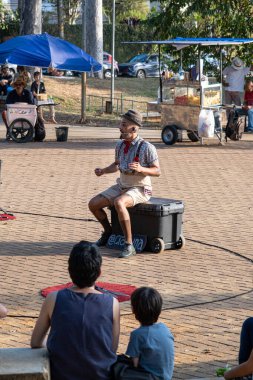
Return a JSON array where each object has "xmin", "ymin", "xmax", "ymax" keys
[
  {"xmin": 187, "ymin": 131, "xmax": 199, "ymax": 142},
  {"xmin": 150, "ymin": 238, "xmax": 165, "ymax": 253},
  {"xmin": 9, "ymin": 118, "xmax": 34, "ymax": 143},
  {"xmin": 161, "ymin": 125, "xmax": 178, "ymax": 145},
  {"xmin": 175, "ymin": 235, "xmax": 186, "ymax": 249}
]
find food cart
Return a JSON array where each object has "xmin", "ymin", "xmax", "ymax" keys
[
  {"xmin": 160, "ymin": 79, "xmax": 224, "ymax": 144},
  {"xmin": 124, "ymin": 37, "xmax": 253, "ymax": 145}
]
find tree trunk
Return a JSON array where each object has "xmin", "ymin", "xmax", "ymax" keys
[
  {"xmin": 20, "ymin": 0, "xmax": 42, "ymax": 35},
  {"xmin": 86, "ymin": 0, "xmax": 103, "ymax": 79},
  {"xmin": 57, "ymin": 0, "xmax": 64, "ymax": 39}
]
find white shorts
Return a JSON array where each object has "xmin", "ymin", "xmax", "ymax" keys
[{"xmin": 100, "ymin": 184, "xmax": 151, "ymax": 206}]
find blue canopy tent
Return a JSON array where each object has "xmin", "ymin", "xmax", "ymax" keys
[
  {"xmin": 123, "ymin": 37, "xmax": 253, "ymax": 101},
  {"xmin": 0, "ymin": 32, "xmax": 102, "ymax": 72},
  {"xmin": 0, "ymin": 33, "xmax": 102, "ymax": 122}
]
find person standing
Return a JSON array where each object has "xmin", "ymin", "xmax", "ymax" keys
[
  {"xmin": 88, "ymin": 109, "xmax": 160, "ymax": 258},
  {"xmin": 223, "ymin": 57, "xmax": 251, "ymax": 106}
]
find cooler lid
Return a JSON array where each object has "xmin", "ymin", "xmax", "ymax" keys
[{"xmin": 133, "ymin": 197, "xmax": 184, "ymax": 216}]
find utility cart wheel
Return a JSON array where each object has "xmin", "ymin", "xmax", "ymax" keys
[
  {"xmin": 161, "ymin": 125, "xmax": 178, "ymax": 145},
  {"xmin": 175, "ymin": 235, "xmax": 186, "ymax": 249},
  {"xmin": 187, "ymin": 131, "xmax": 199, "ymax": 142},
  {"xmin": 150, "ymin": 238, "xmax": 165, "ymax": 253},
  {"xmin": 9, "ymin": 118, "xmax": 34, "ymax": 143}
]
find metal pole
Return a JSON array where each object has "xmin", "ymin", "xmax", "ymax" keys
[
  {"xmin": 159, "ymin": 45, "xmax": 163, "ymax": 102},
  {"xmin": 220, "ymin": 46, "xmax": 223, "ymax": 100},
  {"xmin": 110, "ymin": 0, "xmax": 116, "ymax": 112},
  {"xmin": 80, "ymin": 0, "xmax": 86, "ymax": 123},
  {"xmin": 198, "ymin": 45, "xmax": 202, "ymax": 105}
]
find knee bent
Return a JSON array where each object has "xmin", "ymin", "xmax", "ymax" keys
[
  {"xmin": 114, "ymin": 198, "xmax": 125, "ymax": 210},
  {"xmin": 242, "ymin": 317, "xmax": 253, "ymax": 330}
]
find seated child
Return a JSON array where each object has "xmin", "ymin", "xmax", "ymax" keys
[
  {"xmin": 31, "ymin": 71, "xmax": 57, "ymax": 124},
  {"xmin": 126, "ymin": 287, "xmax": 174, "ymax": 380},
  {"xmin": 224, "ymin": 317, "xmax": 253, "ymax": 380}
]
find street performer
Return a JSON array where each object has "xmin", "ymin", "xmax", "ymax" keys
[{"xmin": 89, "ymin": 109, "xmax": 160, "ymax": 258}]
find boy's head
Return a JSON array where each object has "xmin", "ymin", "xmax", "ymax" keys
[
  {"xmin": 34, "ymin": 71, "xmax": 40, "ymax": 79},
  {"xmin": 131, "ymin": 287, "xmax": 163, "ymax": 326},
  {"xmin": 68, "ymin": 241, "xmax": 102, "ymax": 288}
]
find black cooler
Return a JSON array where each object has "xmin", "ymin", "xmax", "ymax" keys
[{"xmin": 110, "ymin": 197, "xmax": 184, "ymax": 253}]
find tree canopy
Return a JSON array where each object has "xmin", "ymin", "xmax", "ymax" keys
[{"xmin": 150, "ymin": 0, "xmax": 253, "ymax": 64}]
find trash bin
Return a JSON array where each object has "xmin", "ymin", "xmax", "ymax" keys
[
  {"xmin": 55, "ymin": 126, "xmax": 69, "ymax": 142},
  {"xmin": 105, "ymin": 101, "xmax": 112, "ymax": 114}
]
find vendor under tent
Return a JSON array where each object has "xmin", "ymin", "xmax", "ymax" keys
[
  {"xmin": 123, "ymin": 37, "xmax": 253, "ymax": 145},
  {"xmin": 0, "ymin": 33, "xmax": 102, "ymax": 120},
  {"xmin": 123, "ymin": 37, "xmax": 253, "ymax": 102}
]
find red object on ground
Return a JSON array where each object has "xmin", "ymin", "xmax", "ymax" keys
[
  {"xmin": 0, "ymin": 211, "xmax": 16, "ymax": 221},
  {"xmin": 41, "ymin": 282, "xmax": 137, "ymax": 302}
]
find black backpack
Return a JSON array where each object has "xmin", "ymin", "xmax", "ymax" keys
[
  {"xmin": 225, "ymin": 109, "xmax": 245, "ymax": 141},
  {"xmin": 34, "ymin": 116, "xmax": 46, "ymax": 142}
]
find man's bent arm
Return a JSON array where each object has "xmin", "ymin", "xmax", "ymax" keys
[
  {"xmin": 128, "ymin": 160, "xmax": 161, "ymax": 177},
  {"xmin": 101, "ymin": 162, "xmax": 119, "ymax": 175}
]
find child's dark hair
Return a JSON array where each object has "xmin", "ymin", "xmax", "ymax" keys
[
  {"xmin": 68, "ymin": 241, "xmax": 102, "ymax": 288},
  {"xmin": 34, "ymin": 71, "xmax": 40, "ymax": 77},
  {"xmin": 131, "ymin": 287, "xmax": 163, "ymax": 326}
]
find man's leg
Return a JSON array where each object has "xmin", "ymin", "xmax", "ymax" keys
[
  {"xmin": 225, "ymin": 91, "xmax": 233, "ymax": 118},
  {"xmin": 232, "ymin": 91, "xmax": 243, "ymax": 106},
  {"xmin": 88, "ymin": 194, "xmax": 112, "ymax": 245},
  {"xmin": 1, "ymin": 110, "xmax": 10, "ymax": 140},
  {"xmin": 114, "ymin": 194, "xmax": 136, "ymax": 258},
  {"xmin": 239, "ymin": 317, "xmax": 253, "ymax": 364}
]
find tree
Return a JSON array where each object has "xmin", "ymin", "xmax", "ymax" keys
[
  {"xmin": 20, "ymin": 0, "xmax": 42, "ymax": 35},
  {"xmin": 149, "ymin": 0, "xmax": 253, "ymax": 65},
  {"xmin": 57, "ymin": 0, "xmax": 64, "ymax": 38},
  {"xmin": 46, "ymin": 0, "xmax": 81, "ymax": 25},
  {"xmin": 103, "ymin": 0, "xmax": 149, "ymax": 25},
  {"xmin": 86, "ymin": 0, "xmax": 103, "ymax": 78},
  {"xmin": 0, "ymin": 0, "xmax": 19, "ymax": 39}
]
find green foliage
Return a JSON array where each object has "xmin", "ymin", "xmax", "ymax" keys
[
  {"xmin": 151, "ymin": 0, "xmax": 253, "ymax": 66},
  {"xmin": 0, "ymin": 0, "xmax": 19, "ymax": 41},
  {"xmin": 103, "ymin": 0, "xmax": 149, "ymax": 23}
]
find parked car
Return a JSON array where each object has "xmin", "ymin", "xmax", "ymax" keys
[
  {"xmin": 42, "ymin": 52, "xmax": 119, "ymax": 79},
  {"xmin": 103, "ymin": 52, "xmax": 119, "ymax": 79},
  {"xmin": 118, "ymin": 53, "xmax": 173, "ymax": 78}
]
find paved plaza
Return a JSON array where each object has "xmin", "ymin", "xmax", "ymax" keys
[{"xmin": 0, "ymin": 121, "xmax": 252, "ymax": 379}]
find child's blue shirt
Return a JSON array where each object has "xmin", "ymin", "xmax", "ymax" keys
[{"xmin": 126, "ymin": 322, "xmax": 174, "ymax": 380}]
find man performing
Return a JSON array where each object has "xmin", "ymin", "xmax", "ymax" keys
[{"xmin": 89, "ymin": 109, "xmax": 160, "ymax": 258}]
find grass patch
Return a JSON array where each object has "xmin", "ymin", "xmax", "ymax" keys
[{"xmin": 43, "ymin": 76, "xmax": 159, "ymax": 116}]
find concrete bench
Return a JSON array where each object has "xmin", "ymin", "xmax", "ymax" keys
[{"xmin": 0, "ymin": 348, "xmax": 50, "ymax": 380}]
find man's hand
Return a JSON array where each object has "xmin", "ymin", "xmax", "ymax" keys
[
  {"xmin": 128, "ymin": 162, "xmax": 142, "ymax": 173},
  {"xmin": 94, "ymin": 168, "xmax": 104, "ymax": 176}
]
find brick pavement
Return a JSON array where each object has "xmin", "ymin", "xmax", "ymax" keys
[{"xmin": 0, "ymin": 122, "xmax": 252, "ymax": 379}]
